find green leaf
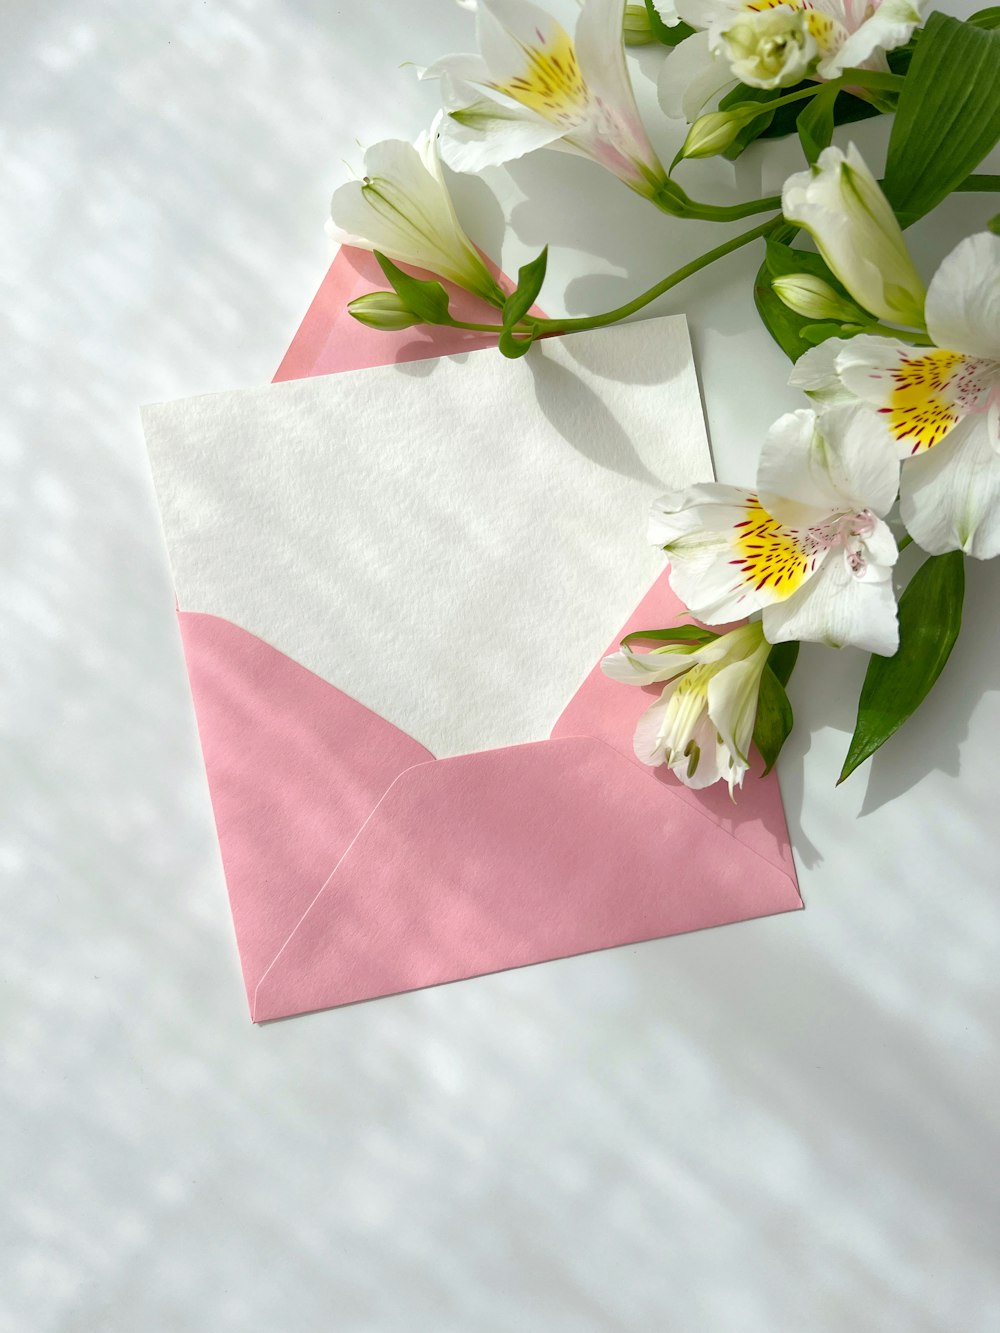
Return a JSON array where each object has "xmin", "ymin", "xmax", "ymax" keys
[
  {"xmin": 989, "ymin": 212, "xmax": 1000, "ymax": 235},
  {"xmin": 754, "ymin": 238, "xmax": 857, "ymax": 361},
  {"xmin": 969, "ymin": 6, "xmax": 1000, "ymax": 29},
  {"xmin": 754, "ymin": 260, "xmax": 814, "ymax": 361},
  {"xmin": 838, "ymin": 551, "xmax": 965, "ymax": 783},
  {"xmin": 883, "ymin": 12, "xmax": 1000, "ymax": 226},
  {"xmin": 642, "ymin": 0, "xmax": 695, "ymax": 45},
  {"xmin": 800, "ymin": 320, "xmax": 862, "ymax": 346},
  {"xmin": 752, "ymin": 665, "xmax": 794, "ymax": 775},
  {"xmin": 719, "ymin": 84, "xmax": 885, "ymax": 160},
  {"xmin": 796, "ymin": 82, "xmax": 837, "ymax": 164},
  {"xmin": 766, "ymin": 640, "xmax": 799, "ymax": 689},
  {"xmin": 498, "ymin": 246, "xmax": 547, "ymax": 358},
  {"xmin": 373, "ymin": 252, "xmax": 451, "ymax": 325},
  {"xmin": 620, "ymin": 625, "xmax": 718, "ymax": 648},
  {"xmin": 502, "ymin": 246, "xmax": 548, "ymax": 330}
]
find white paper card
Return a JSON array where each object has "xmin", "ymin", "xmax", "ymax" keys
[{"xmin": 144, "ymin": 316, "xmax": 713, "ymax": 757}]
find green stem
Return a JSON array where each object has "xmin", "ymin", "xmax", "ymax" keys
[
  {"xmin": 446, "ymin": 319, "xmax": 510, "ymax": 332},
  {"xmin": 445, "ymin": 216, "xmax": 782, "ymax": 339},
  {"xmin": 897, "ymin": 533, "xmax": 913, "ymax": 551},
  {"xmin": 863, "ymin": 322, "xmax": 933, "ymax": 345},
  {"xmin": 679, "ymin": 193, "xmax": 782, "ymax": 222},
  {"xmin": 534, "ymin": 216, "xmax": 781, "ymax": 335}
]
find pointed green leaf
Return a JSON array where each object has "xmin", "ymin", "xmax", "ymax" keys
[
  {"xmin": 621, "ymin": 625, "xmax": 718, "ymax": 648},
  {"xmin": 373, "ymin": 252, "xmax": 452, "ymax": 325},
  {"xmin": 752, "ymin": 665, "xmax": 794, "ymax": 775},
  {"xmin": 642, "ymin": 0, "xmax": 695, "ymax": 45},
  {"xmin": 883, "ymin": 12, "xmax": 1000, "ymax": 226},
  {"xmin": 498, "ymin": 246, "xmax": 547, "ymax": 357},
  {"xmin": 839, "ymin": 551, "xmax": 965, "ymax": 783},
  {"xmin": 766, "ymin": 639, "xmax": 800, "ymax": 689},
  {"xmin": 969, "ymin": 6, "xmax": 1000, "ymax": 29},
  {"xmin": 502, "ymin": 246, "xmax": 548, "ymax": 332},
  {"xmin": 796, "ymin": 82, "xmax": 838, "ymax": 164}
]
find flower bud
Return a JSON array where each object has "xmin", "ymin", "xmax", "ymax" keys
[
  {"xmin": 347, "ymin": 291, "xmax": 423, "ymax": 331},
  {"xmin": 679, "ymin": 109, "xmax": 752, "ymax": 160},
  {"xmin": 782, "ymin": 144, "xmax": 927, "ymax": 329},
  {"xmin": 624, "ymin": 4, "xmax": 656, "ymax": 44},
  {"xmin": 772, "ymin": 273, "xmax": 868, "ymax": 324}
]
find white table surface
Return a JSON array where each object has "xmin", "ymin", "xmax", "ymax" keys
[{"xmin": 5, "ymin": 2, "xmax": 999, "ymax": 1329}]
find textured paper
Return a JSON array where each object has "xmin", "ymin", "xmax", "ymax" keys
[{"xmin": 145, "ymin": 316, "xmax": 710, "ymax": 757}]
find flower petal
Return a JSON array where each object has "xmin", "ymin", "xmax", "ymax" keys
[
  {"xmin": 835, "ymin": 337, "xmax": 982, "ymax": 457},
  {"xmin": 757, "ymin": 404, "xmax": 900, "ymax": 525},
  {"xmin": 707, "ymin": 640, "xmax": 769, "ymax": 772},
  {"xmin": 762, "ymin": 540, "xmax": 899, "ymax": 654},
  {"xmin": 899, "ymin": 414, "xmax": 1000, "ymax": 559},
  {"xmin": 601, "ymin": 643, "xmax": 702, "ymax": 685},
  {"xmin": 925, "ymin": 231, "xmax": 1000, "ymax": 362},
  {"xmin": 756, "ymin": 408, "xmax": 846, "ymax": 527},
  {"xmin": 650, "ymin": 485, "xmax": 822, "ymax": 621},
  {"xmin": 788, "ymin": 337, "xmax": 858, "ymax": 404},
  {"xmin": 658, "ymin": 30, "xmax": 736, "ymax": 120},
  {"xmin": 476, "ymin": 0, "xmax": 572, "ymax": 85},
  {"xmin": 437, "ymin": 99, "xmax": 566, "ymax": 170},
  {"xmin": 817, "ymin": 0, "xmax": 925, "ymax": 78}
]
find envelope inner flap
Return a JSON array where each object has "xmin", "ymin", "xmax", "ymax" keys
[{"xmin": 143, "ymin": 316, "xmax": 713, "ymax": 757}]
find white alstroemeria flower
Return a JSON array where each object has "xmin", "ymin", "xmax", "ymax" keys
[
  {"xmin": 792, "ymin": 233, "xmax": 1000, "ymax": 559},
  {"xmin": 650, "ymin": 406, "xmax": 901, "ymax": 654},
  {"xmin": 782, "ymin": 144, "xmax": 926, "ymax": 329},
  {"xmin": 423, "ymin": 0, "xmax": 670, "ymax": 200},
  {"xmin": 602, "ymin": 621, "xmax": 772, "ymax": 792},
  {"xmin": 328, "ymin": 114, "xmax": 504, "ymax": 305},
  {"xmin": 659, "ymin": 0, "xmax": 925, "ymax": 121}
]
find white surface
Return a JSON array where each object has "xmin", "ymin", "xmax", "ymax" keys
[
  {"xmin": 4, "ymin": 2, "xmax": 999, "ymax": 1331},
  {"xmin": 145, "ymin": 317, "xmax": 708, "ymax": 756}
]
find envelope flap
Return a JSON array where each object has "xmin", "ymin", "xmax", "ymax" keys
[
  {"xmin": 273, "ymin": 247, "xmax": 522, "ymax": 380},
  {"xmin": 252, "ymin": 735, "xmax": 801, "ymax": 1021},
  {"xmin": 179, "ymin": 610, "xmax": 433, "ymax": 1000}
]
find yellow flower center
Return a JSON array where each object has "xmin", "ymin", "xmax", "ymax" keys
[
  {"xmin": 882, "ymin": 349, "xmax": 980, "ymax": 454},
  {"xmin": 730, "ymin": 497, "xmax": 818, "ymax": 598},
  {"xmin": 744, "ymin": 0, "xmax": 843, "ymax": 54},
  {"xmin": 496, "ymin": 28, "xmax": 588, "ymax": 124}
]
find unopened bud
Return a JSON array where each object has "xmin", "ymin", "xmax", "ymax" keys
[
  {"xmin": 679, "ymin": 109, "xmax": 752, "ymax": 160},
  {"xmin": 347, "ymin": 291, "xmax": 423, "ymax": 331},
  {"xmin": 624, "ymin": 4, "xmax": 656, "ymax": 44},
  {"xmin": 772, "ymin": 273, "xmax": 867, "ymax": 323}
]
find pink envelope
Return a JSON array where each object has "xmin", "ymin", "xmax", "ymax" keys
[{"xmin": 178, "ymin": 248, "xmax": 801, "ymax": 1022}]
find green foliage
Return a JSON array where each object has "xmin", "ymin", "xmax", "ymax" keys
[
  {"xmin": 499, "ymin": 247, "xmax": 547, "ymax": 359},
  {"xmin": 642, "ymin": 0, "xmax": 694, "ymax": 46},
  {"xmin": 720, "ymin": 85, "xmax": 884, "ymax": 161},
  {"xmin": 839, "ymin": 552, "xmax": 965, "ymax": 783},
  {"xmin": 620, "ymin": 625, "xmax": 718, "ymax": 648},
  {"xmin": 373, "ymin": 252, "xmax": 452, "ymax": 325},
  {"xmin": 796, "ymin": 83, "xmax": 838, "ymax": 164},
  {"xmin": 766, "ymin": 640, "xmax": 800, "ymax": 689},
  {"xmin": 752, "ymin": 665, "xmax": 794, "ymax": 775},
  {"xmin": 883, "ymin": 12, "xmax": 1000, "ymax": 226},
  {"xmin": 754, "ymin": 237, "xmax": 858, "ymax": 362}
]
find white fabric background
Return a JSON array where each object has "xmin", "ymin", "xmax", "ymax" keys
[{"xmin": 3, "ymin": 2, "xmax": 999, "ymax": 1329}]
